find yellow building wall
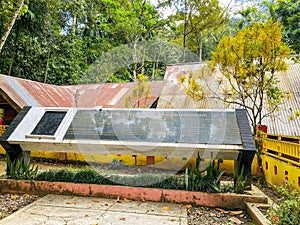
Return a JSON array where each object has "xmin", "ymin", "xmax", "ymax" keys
[{"xmin": 262, "ymin": 154, "xmax": 300, "ymax": 190}]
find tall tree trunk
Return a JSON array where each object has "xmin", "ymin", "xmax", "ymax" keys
[
  {"xmin": 183, "ymin": 0, "xmax": 187, "ymax": 63},
  {"xmin": 44, "ymin": 49, "xmax": 51, "ymax": 83},
  {"xmin": 132, "ymin": 39, "xmax": 138, "ymax": 81},
  {"xmin": 198, "ymin": 33, "xmax": 203, "ymax": 63},
  {"xmin": 73, "ymin": 15, "xmax": 77, "ymax": 34},
  {"xmin": 8, "ymin": 41, "xmax": 17, "ymax": 76},
  {"xmin": 0, "ymin": 0, "xmax": 24, "ymax": 53}
]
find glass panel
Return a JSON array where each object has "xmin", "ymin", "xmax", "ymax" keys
[
  {"xmin": 65, "ymin": 109, "xmax": 242, "ymax": 144},
  {"xmin": 31, "ymin": 111, "xmax": 66, "ymax": 136}
]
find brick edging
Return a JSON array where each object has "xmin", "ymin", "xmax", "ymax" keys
[{"xmin": 0, "ymin": 179, "xmax": 268, "ymax": 209}]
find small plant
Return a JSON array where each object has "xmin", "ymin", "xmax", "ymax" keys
[
  {"xmin": 233, "ymin": 165, "xmax": 249, "ymax": 194},
  {"xmin": 6, "ymin": 154, "xmax": 39, "ymax": 180},
  {"xmin": 268, "ymin": 183, "xmax": 300, "ymax": 225},
  {"xmin": 108, "ymin": 159, "xmax": 124, "ymax": 170},
  {"xmin": 185, "ymin": 153, "xmax": 224, "ymax": 193}
]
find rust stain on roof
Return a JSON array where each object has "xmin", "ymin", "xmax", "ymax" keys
[
  {"xmin": 0, "ymin": 75, "xmax": 74, "ymax": 109},
  {"xmin": 0, "ymin": 74, "xmax": 163, "ymax": 110}
]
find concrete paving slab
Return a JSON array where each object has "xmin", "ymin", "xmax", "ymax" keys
[
  {"xmin": 33, "ymin": 195, "xmax": 115, "ymax": 210},
  {"xmin": 0, "ymin": 194, "xmax": 187, "ymax": 225}
]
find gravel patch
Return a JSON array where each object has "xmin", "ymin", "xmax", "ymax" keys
[
  {"xmin": 188, "ymin": 205, "xmax": 254, "ymax": 225},
  {"xmin": 0, "ymin": 193, "xmax": 39, "ymax": 219}
]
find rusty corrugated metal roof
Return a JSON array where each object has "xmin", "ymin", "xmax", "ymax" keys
[
  {"xmin": 66, "ymin": 81, "xmax": 163, "ymax": 108},
  {"xmin": 0, "ymin": 74, "xmax": 163, "ymax": 110},
  {"xmin": 0, "ymin": 75, "xmax": 74, "ymax": 109},
  {"xmin": 158, "ymin": 62, "xmax": 300, "ymax": 136}
]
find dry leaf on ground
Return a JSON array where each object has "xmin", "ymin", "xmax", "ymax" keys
[
  {"xmin": 230, "ymin": 210, "xmax": 243, "ymax": 215},
  {"xmin": 196, "ymin": 210, "xmax": 202, "ymax": 215},
  {"xmin": 10, "ymin": 195, "xmax": 20, "ymax": 199},
  {"xmin": 230, "ymin": 216, "xmax": 242, "ymax": 224},
  {"xmin": 124, "ymin": 198, "xmax": 132, "ymax": 202},
  {"xmin": 115, "ymin": 196, "xmax": 121, "ymax": 203},
  {"xmin": 66, "ymin": 201, "xmax": 77, "ymax": 204},
  {"xmin": 162, "ymin": 206, "xmax": 171, "ymax": 211},
  {"xmin": 186, "ymin": 204, "xmax": 193, "ymax": 209},
  {"xmin": 215, "ymin": 208, "xmax": 228, "ymax": 213}
]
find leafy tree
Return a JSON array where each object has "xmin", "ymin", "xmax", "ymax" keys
[
  {"xmin": 236, "ymin": 7, "xmax": 260, "ymax": 29},
  {"xmin": 170, "ymin": 0, "xmax": 228, "ymax": 62},
  {"xmin": 276, "ymin": 0, "xmax": 300, "ymax": 53},
  {"xmin": 112, "ymin": 0, "xmax": 167, "ymax": 80},
  {"xmin": 0, "ymin": 0, "xmax": 87, "ymax": 84},
  {"xmin": 228, "ymin": 0, "xmax": 277, "ymax": 33}
]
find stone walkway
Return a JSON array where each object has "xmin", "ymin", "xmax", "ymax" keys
[{"xmin": 0, "ymin": 194, "xmax": 187, "ymax": 225}]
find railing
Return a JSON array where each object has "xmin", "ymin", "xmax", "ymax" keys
[
  {"xmin": 262, "ymin": 134, "xmax": 300, "ymax": 167},
  {"xmin": 0, "ymin": 125, "xmax": 8, "ymax": 136}
]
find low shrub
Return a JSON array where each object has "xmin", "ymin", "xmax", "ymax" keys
[
  {"xmin": 36, "ymin": 169, "xmax": 74, "ymax": 182},
  {"xmin": 36, "ymin": 168, "xmax": 184, "ymax": 190},
  {"xmin": 33, "ymin": 155, "xmax": 227, "ymax": 192},
  {"xmin": 22, "ymin": 155, "xmax": 228, "ymax": 193},
  {"xmin": 268, "ymin": 183, "xmax": 300, "ymax": 225}
]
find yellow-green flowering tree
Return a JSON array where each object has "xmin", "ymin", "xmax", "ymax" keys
[
  {"xmin": 210, "ymin": 21, "xmax": 291, "ymax": 134},
  {"xmin": 125, "ymin": 73, "xmax": 152, "ymax": 108},
  {"xmin": 209, "ymin": 21, "xmax": 292, "ymax": 184}
]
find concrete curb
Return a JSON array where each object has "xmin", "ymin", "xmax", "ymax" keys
[
  {"xmin": 245, "ymin": 202, "xmax": 271, "ymax": 225},
  {"xmin": 0, "ymin": 179, "xmax": 268, "ymax": 210}
]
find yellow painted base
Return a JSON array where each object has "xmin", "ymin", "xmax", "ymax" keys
[
  {"xmin": 4, "ymin": 146, "xmax": 299, "ymax": 190},
  {"xmin": 1, "ymin": 145, "xmax": 260, "ymax": 175}
]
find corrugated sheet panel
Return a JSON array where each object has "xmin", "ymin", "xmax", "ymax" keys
[
  {"xmin": 262, "ymin": 62, "xmax": 300, "ymax": 136},
  {"xmin": 158, "ymin": 62, "xmax": 300, "ymax": 136},
  {"xmin": 157, "ymin": 63, "xmax": 201, "ymax": 109},
  {"xmin": 157, "ymin": 63, "xmax": 227, "ymax": 109}
]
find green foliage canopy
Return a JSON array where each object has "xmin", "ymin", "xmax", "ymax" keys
[
  {"xmin": 0, "ymin": 0, "xmax": 167, "ymax": 84},
  {"xmin": 276, "ymin": 0, "xmax": 300, "ymax": 53}
]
